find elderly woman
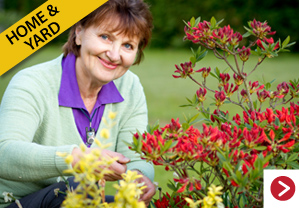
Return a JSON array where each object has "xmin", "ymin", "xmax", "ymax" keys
[{"xmin": 0, "ymin": 0, "xmax": 155, "ymax": 207}]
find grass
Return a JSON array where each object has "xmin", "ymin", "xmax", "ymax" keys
[{"xmin": 1, "ymin": 44, "xmax": 299, "ymax": 198}]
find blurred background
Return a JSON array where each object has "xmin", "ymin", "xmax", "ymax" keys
[{"xmin": 1, "ymin": 0, "xmax": 299, "ymax": 197}]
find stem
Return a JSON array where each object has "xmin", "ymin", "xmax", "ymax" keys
[
  {"xmin": 242, "ymin": 78, "xmax": 254, "ymax": 111},
  {"xmin": 187, "ymin": 74, "xmax": 215, "ymax": 93},
  {"xmin": 273, "ymin": 97, "xmax": 293, "ymax": 107},
  {"xmin": 15, "ymin": 200, "xmax": 23, "ymax": 208},
  {"xmin": 227, "ymin": 97, "xmax": 248, "ymax": 112},
  {"xmin": 241, "ymin": 61, "xmax": 245, "ymax": 74},
  {"xmin": 233, "ymin": 48, "xmax": 241, "ymax": 75},
  {"xmin": 246, "ymin": 191, "xmax": 262, "ymax": 202},
  {"xmin": 99, "ymin": 179, "xmax": 106, "ymax": 203},
  {"xmin": 248, "ymin": 56, "xmax": 266, "ymax": 77},
  {"xmin": 216, "ymin": 49, "xmax": 239, "ymax": 75}
]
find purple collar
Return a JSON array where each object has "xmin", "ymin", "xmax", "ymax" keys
[{"xmin": 58, "ymin": 53, "xmax": 124, "ymax": 110}]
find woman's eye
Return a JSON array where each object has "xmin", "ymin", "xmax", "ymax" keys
[
  {"xmin": 124, "ymin": 43, "xmax": 133, "ymax": 49},
  {"xmin": 100, "ymin": 34, "xmax": 108, "ymax": 40}
]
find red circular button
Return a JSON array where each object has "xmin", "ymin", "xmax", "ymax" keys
[{"xmin": 270, "ymin": 176, "xmax": 295, "ymax": 201}]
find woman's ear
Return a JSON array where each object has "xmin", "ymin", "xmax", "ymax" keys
[{"xmin": 75, "ymin": 25, "xmax": 83, "ymax": 46}]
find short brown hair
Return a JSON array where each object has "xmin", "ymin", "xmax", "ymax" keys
[{"xmin": 62, "ymin": 0, "xmax": 153, "ymax": 65}]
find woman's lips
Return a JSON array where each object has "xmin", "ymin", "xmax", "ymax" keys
[{"xmin": 99, "ymin": 57, "xmax": 118, "ymax": 70}]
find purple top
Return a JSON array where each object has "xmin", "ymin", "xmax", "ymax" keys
[{"xmin": 58, "ymin": 54, "xmax": 124, "ymax": 144}]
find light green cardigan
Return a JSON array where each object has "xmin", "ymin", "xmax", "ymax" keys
[{"xmin": 0, "ymin": 55, "xmax": 154, "ymax": 207}]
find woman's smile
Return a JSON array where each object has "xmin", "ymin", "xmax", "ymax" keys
[{"xmin": 98, "ymin": 57, "xmax": 118, "ymax": 70}]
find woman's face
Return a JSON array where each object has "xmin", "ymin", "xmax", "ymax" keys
[{"xmin": 75, "ymin": 23, "xmax": 139, "ymax": 87}]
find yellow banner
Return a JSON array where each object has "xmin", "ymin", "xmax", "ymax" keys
[{"xmin": 0, "ymin": 0, "xmax": 108, "ymax": 76}]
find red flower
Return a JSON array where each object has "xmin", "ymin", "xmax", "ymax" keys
[
  {"xmin": 250, "ymin": 19, "xmax": 276, "ymax": 39},
  {"xmin": 196, "ymin": 88, "xmax": 207, "ymax": 102},
  {"xmin": 224, "ymin": 83, "xmax": 238, "ymax": 97},
  {"xmin": 197, "ymin": 67, "xmax": 211, "ymax": 78},
  {"xmin": 276, "ymin": 82, "xmax": 289, "ymax": 97},
  {"xmin": 237, "ymin": 46, "xmax": 251, "ymax": 62},
  {"xmin": 257, "ymin": 89, "xmax": 270, "ymax": 103},
  {"xmin": 215, "ymin": 91, "xmax": 226, "ymax": 106},
  {"xmin": 219, "ymin": 73, "xmax": 230, "ymax": 86},
  {"xmin": 233, "ymin": 73, "xmax": 246, "ymax": 86},
  {"xmin": 184, "ymin": 20, "xmax": 212, "ymax": 44},
  {"xmin": 173, "ymin": 61, "xmax": 194, "ymax": 79},
  {"xmin": 257, "ymin": 38, "xmax": 280, "ymax": 50},
  {"xmin": 249, "ymin": 81, "xmax": 264, "ymax": 94}
]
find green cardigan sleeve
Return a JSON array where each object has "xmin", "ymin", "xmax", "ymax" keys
[{"xmin": 0, "ymin": 63, "xmax": 75, "ymax": 182}]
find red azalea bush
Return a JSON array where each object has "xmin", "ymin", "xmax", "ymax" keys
[{"xmin": 129, "ymin": 17, "xmax": 298, "ymax": 207}]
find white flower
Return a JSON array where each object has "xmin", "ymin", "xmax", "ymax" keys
[
  {"xmin": 2, "ymin": 192, "xmax": 13, "ymax": 202},
  {"xmin": 57, "ymin": 176, "xmax": 62, "ymax": 183}
]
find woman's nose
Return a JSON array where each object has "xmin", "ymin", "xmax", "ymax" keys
[{"xmin": 106, "ymin": 44, "xmax": 121, "ymax": 62}]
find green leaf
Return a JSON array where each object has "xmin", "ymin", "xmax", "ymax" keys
[
  {"xmin": 242, "ymin": 31, "xmax": 251, "ymax": 38},
  {"xmin": 244, "ymin": 26, "xmax": 251, "ymax": 32},
  {"xmin": 187, "ymin": 113, "xmax": 200, "ymax": 124},
  {"xmin": 182, "ymin": 123, "xmax": 190, "ymax": 131},
  {"xmin": 136, "ymin": 136, "xmax": 143, "ymax": 153},
  {"xmin": 194, "ymin": 16, "xmax": 201, "ymax": 27},
  {"xmin": 282, "ymin": 36, "xmax": 290, "ymax": 48},
  {"xmin": 253, "ymin": 146, "xmax": 267, "ymax": 151},
  {"xmin": 274, "ymin": 117, "xmax": 281, "ymax": 127},
  {"xmin": 196, "ymin": 46, "xmax": 202, "ymax": 56},
  {"xmin": 216, "ymin": 18, "xmax": 224, "ymax": 26},
  {"xmin": 161, "ymin": 129, "xmax": 167, "ymax": 139},
  {"xmin": 210, "ymin": 16, "xmax": 217, "ymax": 28},
  {"xmin": 190, "ymin": 47, "xmax": 195, "ymax": 56},
  {"xmin": 265, "ymin": 82, "xmax": 271, "ymax": 90},
  {"xmin": 286, "ymin": 41, "xmax": 296, "ymax": 48},
  {"xmin": 287, "ymin": 161, "xmax": 299, "ymax": 169},
  {"xmin": 183, "ymin": 20, "xmax": 190, "ymax": 28},
  {"xmin": 236, "ymin": 170, "xmax": 243, "ymax": 182},
  {"xmin": 223, "ymin": 67, "xmax": 230, "ymax": 74},
  {"xmin": 214, "ymin": 67, "xmax": 220, "ymax": 77},
  {"xmin": 209, "ymin": 72, "xmax": 218, "ymax": 79},
  {"xmin": 259, "ymin": 120, "xmax": 268, "ymax": 128},
  {"xmin": 196, "ymin": 50, "xmax": 208, "ymax": 62},
  {"xmin": 190, "ymin": 56, "xmax": 196, "ymax": 65},
  {"xmin": 287, "ymin": 153, "xmax": 299, "ymax": 162},
  {"xmin": 190, "ymin": 17, "xmax": 195, "ymax": 27},
  {"xmin": 253, "ymin": 100, "xmax": 258, "ymax": 110},
  {"xmin": 162, "ymin": 140, "xmax": 175, "ymax": 152}
]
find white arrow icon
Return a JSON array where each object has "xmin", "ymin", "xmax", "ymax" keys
[{"xmin": 278, "ymin": 180, "xmax": 290, "ymax": 197}]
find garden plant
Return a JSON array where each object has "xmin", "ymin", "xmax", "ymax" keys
[{"xmin": 129, "ymin": 17, "xmax": 297, "ymax": 207}]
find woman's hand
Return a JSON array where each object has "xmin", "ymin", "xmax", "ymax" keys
[
  {"xmin": 134, "ymin": 170, "xmax": 156, "ymax": 207},
  {"xmin": 101, "ymin": 149, "xmax": 130, "ymax": 181},
  {"xmin": 71, "ymin": 147, "xmax": 130, "ymax": 181}
]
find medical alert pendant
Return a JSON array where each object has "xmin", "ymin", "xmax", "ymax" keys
[{"xmin": 86, "ymin": 127, "xmax": 95, "ymax": 145}]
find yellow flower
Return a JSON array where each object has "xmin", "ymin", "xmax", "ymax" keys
[
  {"xmin": 185, "ymin": 197, "xmax": 202, "ymax": 208},
  {"xmin": 100, "ymin": 128, "xmax": 110, "ymax": 139},
  {"xmin": 64, "ymin": 155, "xmax": 73, "ymax": 164},
  {"xmin": 56, "ymin": 152, "xmax": 68, "ymax": 157},
  {"xmin": 108, "ymin": 111, "xmax": 117, "ymax": 120}
]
